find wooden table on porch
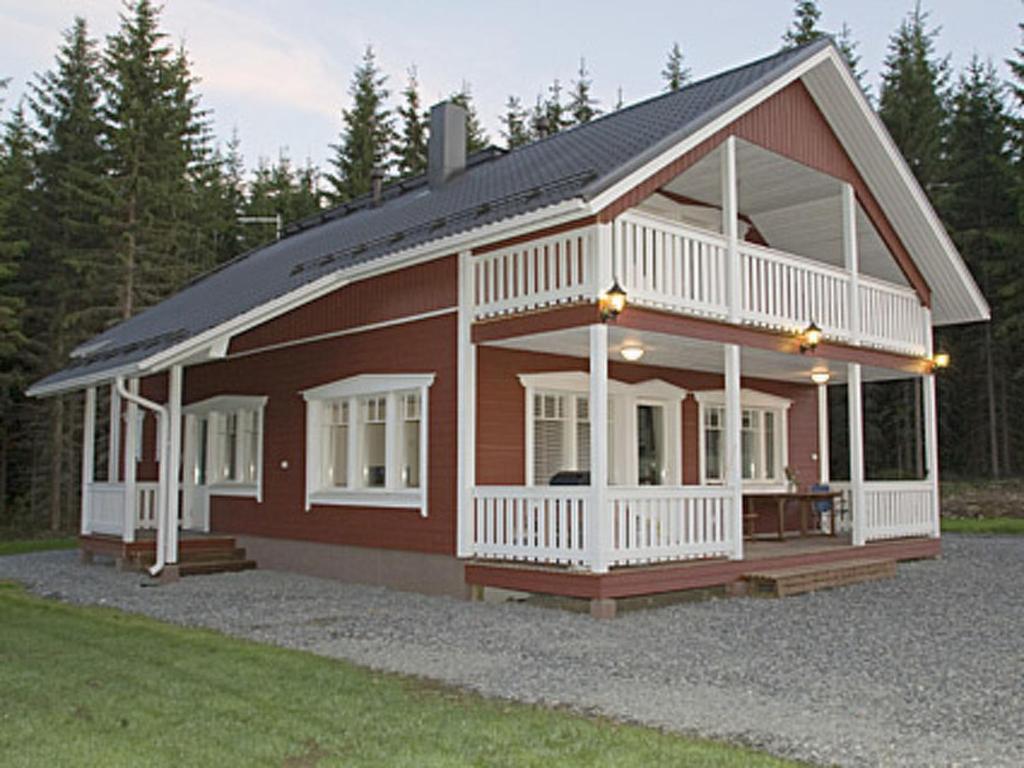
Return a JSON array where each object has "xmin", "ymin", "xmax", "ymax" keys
[{"xmin": 743, "ymin": 491, "xmax": 843, "ymax": 541}]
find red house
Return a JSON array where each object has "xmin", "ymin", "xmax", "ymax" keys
[{"xmin": 30, "ymin": 40, "xmax": 988, "ymax": 614}]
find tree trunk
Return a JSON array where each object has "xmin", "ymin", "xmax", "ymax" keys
[
  {"xmin": 0, "ymin": 426, "xmax": 7, "ymax": 521},
  {"xmin": 984, "ymin": 323, "xmax": 1000, "ymax": 478},
  {"xmin": 48, "ymin": 397, "xmax": 64, "ymax": 531}
]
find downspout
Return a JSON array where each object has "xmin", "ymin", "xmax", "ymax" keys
[{"xmin": 115, "ymin": 376, "xmax": 170, "ymax": 577}]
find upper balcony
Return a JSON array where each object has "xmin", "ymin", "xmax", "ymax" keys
[{"xmin": 470, "ymin": 137, "xmax": 930, "ymax": 360}]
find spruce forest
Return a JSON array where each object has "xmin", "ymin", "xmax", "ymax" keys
[{"xmin": 1, "ymin": 0, "xmax": 1022, "ymax": 532}]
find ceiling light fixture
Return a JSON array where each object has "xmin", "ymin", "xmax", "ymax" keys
[{"xmin": 620, "ymin": 345, "xmax": 645, "ymax": 362}]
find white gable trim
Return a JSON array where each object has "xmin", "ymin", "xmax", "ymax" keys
[
  {"xmin": 301, "ymin": 373, "xmax": 436, "ymax": 402},
  {"xmin": 183, "ymin": 394, "xmax": 268, "ymax": 416},
  {"xmin": 517, "ymin": 371, "xmax": 688, "ymax": 400}
]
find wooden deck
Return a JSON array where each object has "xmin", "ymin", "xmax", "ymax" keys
[
  {"xmin": 79, "ymin": 531, "xmax": 257, "ymax": 576},
  {"xmin": 464, "ymin": 534, "xmax": 940, "ymax": 600}
]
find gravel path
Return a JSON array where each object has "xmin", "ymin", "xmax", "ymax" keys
[{"xmin": 2, "ymin": 535, "xmax": 1022, "ymax": 767}]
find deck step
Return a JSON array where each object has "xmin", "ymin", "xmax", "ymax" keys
[
  {"xmin": 178, "ymin": 559, "xmax": 258, "ymax": 577},
  {"xmin": 134, "ymin": 547, "xmax": 248, "ymax": 567},
  {"xmin": 743, "ymin": 558, "xmax": 896, "ymax": 597}
]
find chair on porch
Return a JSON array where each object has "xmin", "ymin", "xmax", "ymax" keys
[{"xmin": 810, "ymin": 483, "xmax": 834, "ymax": 534}]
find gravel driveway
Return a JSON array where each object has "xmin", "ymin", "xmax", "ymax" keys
[{"xmin": 2, "ymin": 535, "xmax": 1021, "ymax": 767}]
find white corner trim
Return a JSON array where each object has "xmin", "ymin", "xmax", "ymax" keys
[
  {"xmin": 516, "ymin": 371, "xmax": 688, "ymax": 400},
  {"xmin": 301, "ymin": 373, "xmax": 437, "ymax": 402},
  {"xmin": 694, "ymin": 388, "xmax": 794, "ymax": 410},
  {"xmin": 183, "ymin": 394, "xmax": 268, "ymax": 416}
]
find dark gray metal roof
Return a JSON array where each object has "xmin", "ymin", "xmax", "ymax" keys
[{"xmin": 32, "ymin": 40, "xmax": 829, "ymax": 393}]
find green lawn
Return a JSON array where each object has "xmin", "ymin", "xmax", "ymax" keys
[
  {"xmin": 0, "ymin": 537, "xmax": 78, "ymax": 557},
  {"xmin": 941, "ymin": 517, "xmax": 1024, "ymax": 535},
  {"xmin": 0, "ymin": 584, "xmax": 800, "ymax": 768}
]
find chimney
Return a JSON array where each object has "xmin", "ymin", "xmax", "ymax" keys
[
  {"xmin": 428, "ymin": 101, "xmax": 467, "ymax": 188},
  {"xmin": 371, "ymin": 166, "xmax": 385, "ymax": 206}
]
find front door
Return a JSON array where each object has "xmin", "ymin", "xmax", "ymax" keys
[
  {"xmin": 182, "ymin": 415, "xmax": 210, "ymax": 531},
  {"xmin": 637, "ymin": 404, "xmax": 665, "ymax": 485}
]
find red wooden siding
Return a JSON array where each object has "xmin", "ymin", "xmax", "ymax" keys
[
  {"xmin": 185, "ymin": 312, "xmax": 457, "ymax": 555},
  {"xmin": 476, "ymin": 346, "xmax": 820, "ymax": 497},
  {"xmin": 598, "ymin": 80, "xmax": 931, "ymax": 307},
  {"xmin": 229, "ymin": 255, "xmax": 457, "ymax": 355}
]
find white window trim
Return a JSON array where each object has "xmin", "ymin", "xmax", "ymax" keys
[
  {"xmin": 302, "ymin": 373, "xmax": 435, "ymax": 516},
  {"xmin": 183, "ymin": 395, "xmax": 267, "ymax": 501},
  {"xmin": 519, "ymin": 372, "xmax": 686, "ymax": 487},
  {"xmin": 695, "ymin": 388, "xmax": 792, "ymax": 489}
]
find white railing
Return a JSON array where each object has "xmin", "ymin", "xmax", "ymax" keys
[
  {"xmin": 858, "ymin": 276, "xmax": 928, "ymax": 355},
  {"xmin": 87, "ymin": 482, "xmax": 126, "ymax": 535},
  {"xmin": 472, "ymin": 227, "xmax": 597, "ymax": 318},
  {"xmin": 862, "ymin": 480, "xmax": 935, "ymax": 542},
  {"xmin": 739, "ymin": 241, "xmax": 850, "ymax": 337},
  {"xmin": 84, "ymin": 481, "xmax": 162, "ymax": 535},
  {"xmin": 606, "ymin": 487, "xmax": 734, "ymax": 566},
  {"xmin": 472, "ymin": 487, "xmax": 590, "ymax": 565},
  {"xmin": 614, "ymin": 211, "xmax": 728, "ymax": 317},
  {"xmin": 470, "ymin": 485, "xmax": 736, "ymax": 568}
]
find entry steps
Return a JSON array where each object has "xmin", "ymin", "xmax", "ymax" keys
[{"xmin": 743, "ymin": 558, "xmax": 896, "ymax": 597}]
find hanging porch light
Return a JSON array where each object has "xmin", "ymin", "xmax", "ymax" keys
[
  {"xmin": 799, "ymin": 321, "xmax": 823, "ymax": 354},
  {"xmin": 599, "ymin": 280, "xmax": 627, "ymax": 322}
]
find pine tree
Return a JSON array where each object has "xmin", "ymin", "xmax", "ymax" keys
[
  {"xmin": 878, "ymin": 4, "xmax": 949, "ymax": 190},
  {"xmin": 104, "ymin": 0, "xmax": 209, "ymax": 318},
  {"xmin": 543, "ymin": 79, "xmax": 566, "ymax": 135},
  {"xmin": 28, "ymin": 17, "xmax": 115, "ymax": 530},
  {"xmin": 500, "ymin": 95, "xmax": 531, "ymax": 149},
  {"xmin": 836, "ymin": 23, "xmax": 867, "ymax": 88},
  {"xmin": 243, "ymin": 151, "xmax": 323, "ymax": 251},
  {"xmin": 395, "ymin": 66, "xmax": 427, "ymax": 178},
  {"xmin": 782, "ymin": 0, "xmax": 824, "ymax": 47},
  {"xmin": 662, "ymin": 43, "xmax": 691, "ymax": 91},
  {"xmin": 327, "ymin": 46, "xmax": 394, "ymax": 203},
  {"xmin": 568, "ymin": 58, "xmax": 600, "ymax": 125},
  {"xmin": 449, "ymin": 83, "xmax": 489, "ymax": 154}
]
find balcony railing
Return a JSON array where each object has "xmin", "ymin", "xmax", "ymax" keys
[
  {"xmin": 470, "ymin": 212, "xmax": 929, "ymax": 358},
  {"xmin": 84, "ymin": 481, "xmax": 160, "ymax": 536}
]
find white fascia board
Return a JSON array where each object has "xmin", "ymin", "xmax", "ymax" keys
[
  {"xmin": 587, "ymin": 46, "xmax": 835, "ymax": 215},
  {"xmin": 517, "ymin": 371, "xmax": 688, "ymax": 400},
  {"xmin": 26, "ymin": 361, "xmax": 143, "ymax": 398},
  {"xmin": 801, "ymin": 52, "xmax": 989, "ymax": 324},
  {"xmin": 301, "ymin": 373, "xmax": 436, "ymax": 402}
]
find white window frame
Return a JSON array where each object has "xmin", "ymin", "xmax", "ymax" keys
[
  {"xmin": 301, "ymin": 373, "xmax": 435, "ymax": 516},
  {"xmin": 183, "ymin": 394, "xmax": 268, "ymax": 501},
  {"xmin": 695, "ymin": 388, "xmax": 792, "ymax": 489},
  {"xmin": 518, "ymin": 372, "xmax": 686, "ymax": 487}
]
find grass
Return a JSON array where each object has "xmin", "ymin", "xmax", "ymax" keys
[
  {"xmin": 941, "ymin": 517, "xmax": 1024, "ymax": 535},
  {"xmin": 0, "ymin": 584, "xmax": 800, "ymax": 768},
  {"xmin": 0, "ymin": 537, "xmax": 78, "ymax": 557}
]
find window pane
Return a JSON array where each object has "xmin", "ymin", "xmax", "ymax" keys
[
  {"xmin": 242, "ymin": 410, "xmax": 259, "ymax": 484},
  {"xmin": 220, "ymin": 413, "xmax": 238, "ymax": 481},
  {"xmin": 196, "ymin": 418, "xmax": 208, "ymax": 486},
  {"xmin": 575, "ymin": 396, "xmax": 590, "ymax": 472},
  {"xmin": 706, "ymin": 427, "xmax": 723, "ymax": 481},
  {"xmin": 323, "ymin": 401, "xmax": 348, "ymax": 488},
  {"xmin": 361, "ymin": 396, "xmax": 387, "ymax": 488},
  {"xmin": 402, "ymin": 393, "xmax": 420, "ymax": 488},
  {"xmin": 533, "ymin": 392, "xmax": 568, "ymax": 485},
  {"xmin": 637, "ymin": 404, "xmax": 664, "ymax": 485},
  {"xmin": 764, "ymin": 411, "xmax": 776, "ymax": 480}
]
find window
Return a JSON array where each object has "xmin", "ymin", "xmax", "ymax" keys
[
  {"xmin": 302, "ymin": 374, "xmax": 435, "ymax": 515},
  {"xmin": 183, "ymin": 395, "xmax": 267, "ymax": 500},
  {"xmin": 696, "ymin": 389, "xmax": 791, "ymax": 486}
]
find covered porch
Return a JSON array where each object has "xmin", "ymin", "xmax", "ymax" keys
[{"xmin": 460, "ymin": 318, "xmax": 940, "ymax": 575}]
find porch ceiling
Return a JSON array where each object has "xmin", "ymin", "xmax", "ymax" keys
[
  {"xmin": 654, "ymin": 139, "xmax": 908, "ymax": 286},
  {"xmin": 485, "ymin": 325, "xmax": 910, "ymax": 384}
]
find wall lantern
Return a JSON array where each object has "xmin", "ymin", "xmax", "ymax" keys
[
  {"xmin": 810, "ymin": 370, "xmax": 831, "ymax": 385},
  {"xmin": 620, "ymin": 344, "xmax": 645, "ymax": 362},
  {"xmin": 599, "ymin": 280, "xmax": 627, "ymax": 322},
  {"xmin": 930, "ymin": 350, "xmax": 950, "ymax": 370},
  {"xmin": 799, "ymin": 321, "xmax": 823, "ymax": 354}
]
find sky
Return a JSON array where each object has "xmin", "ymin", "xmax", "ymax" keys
[{"xmin": 1, "ymin": 1, "xmax": 1021, "ymax": 173}]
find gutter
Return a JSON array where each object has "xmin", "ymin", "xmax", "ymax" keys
[{"xmin": 115, "ymin": 376, "xmax": 171, "ymax": 577}]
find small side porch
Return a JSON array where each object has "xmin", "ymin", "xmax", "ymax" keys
[{"xmin": 79, "ymin": 530, "xmax": 255, "ymax": 577}]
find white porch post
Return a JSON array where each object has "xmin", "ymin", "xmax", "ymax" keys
[
  {"xmin": 122, "ymin": 378, "xmax": 139, "ymax": 543},
  {"xmin": 817, "ymin": 383, "xmax": 830, "ymax": 484},
  {"xmin": 842, "ymin": 183, "xmax": 861, "ymax": 345},
  {"xmin": 80, "ymin": 387, "xmax": 96, "ymax": 535},
  {"xmin": 588, "ymin": 323, "xmax": 610, "ymax": 573},
  {"xmin": 166, "ymin": 365, "xmax": 183, "ymax": 565},
  {"xmin": 456, "ymin": 249, "xmax": 477, "ymax": 558},
  {"xmin": 721, "ymin": 135, "xmax": 740, "ymax": 323},
  {"xmin": 923, "ymin": 373, "xmax": 940, "ymax": 538},
  {"xmin": 848, "ymin": 362, "xmax": 866, "ymax": 546},
  {"xmin": 724, "ymin": 343, "xmax": 743, "ymax": 560},
  {"xmin": 107, "ymin": 386, "xmax": 121, "ymax": 482}
]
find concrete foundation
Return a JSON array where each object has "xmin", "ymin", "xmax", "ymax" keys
[
  {"xmin": 232, "ymin": 535, "xmax": 469, "ymax": 598},
  {"xmin": 590, "ymin": 597, "xmax": 617, "ymax": 619}
]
